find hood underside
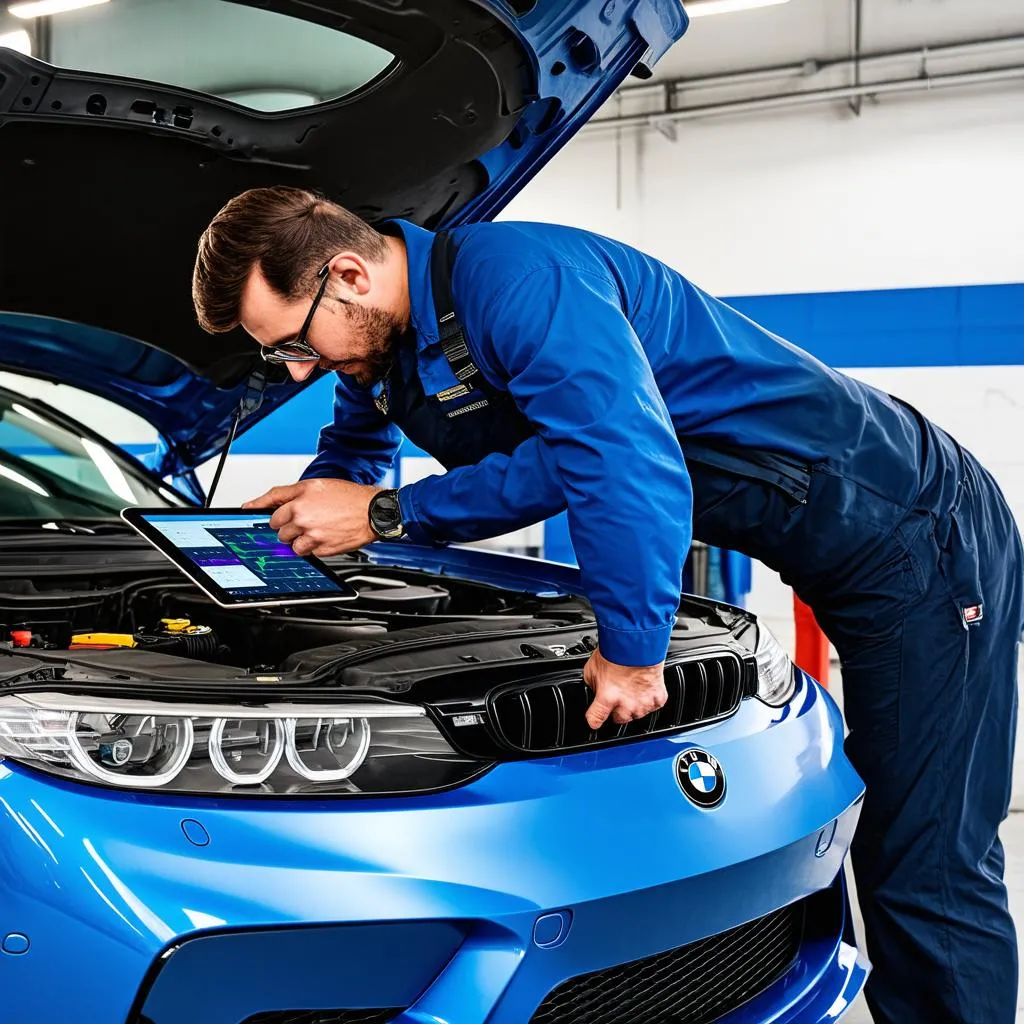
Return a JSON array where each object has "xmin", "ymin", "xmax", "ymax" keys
[{"xmin": 0, "ymin": 0, "xmax": 687, "ymax": 472}]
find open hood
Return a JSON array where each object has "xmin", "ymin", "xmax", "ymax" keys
[{"xmin": 0, "ymin": 0, "xmax": 686, "ymax": 475}]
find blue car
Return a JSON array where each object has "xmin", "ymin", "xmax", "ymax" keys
[{"xmin": 0, "ymin": 1, "xmax": 868, "ymax": 1021}]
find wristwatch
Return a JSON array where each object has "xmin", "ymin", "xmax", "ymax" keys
[{"xmin": 368, "ymin": 488, "xmax": 406, "ymax": 540}]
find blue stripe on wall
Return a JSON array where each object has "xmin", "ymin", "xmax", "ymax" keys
[
  {"xmin": 235, "ymin": 281, "xmax": 1024, "ymax": 458},
  {"xmin": 728, "ymin": 282, "xmax": 1024, "ymax": 369}
]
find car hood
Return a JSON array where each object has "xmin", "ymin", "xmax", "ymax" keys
[{"xmin": 0, "ymin": 0, "xmax": 686, "ymax": 477}]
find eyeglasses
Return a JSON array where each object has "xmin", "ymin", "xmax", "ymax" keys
[{"xmin": 260, "ymin": 262, "xmax": 333, "ymax": 365}]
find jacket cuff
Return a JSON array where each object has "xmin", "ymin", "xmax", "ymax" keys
[
  {"xmin": 597, "ymin": 620, "xmax": 674, "ymax": 667},
  {"xmin": 398, "ymin": 482, "xmax": 438, "ymax": 545},
  {"xmin": 300, "ymin": 452, "xmax": 346, "ymax": 481},
  {"xmin": 300, "ymin": 465, "xmax": 336, "ymax": 481}
]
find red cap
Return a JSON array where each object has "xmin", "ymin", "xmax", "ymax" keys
[{"xmin": 10, "ymin": 630, "xmax": 32, "ymax": 648}]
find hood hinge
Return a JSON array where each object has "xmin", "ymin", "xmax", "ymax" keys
[
  {"xmin": 210, "ymin": 370, "xmax": 269, "ymax": 451},
  {"xmin": 160, "ymin": 371, "xmax": 269, "ymax": 477},
  {"xmin": 238, "ymin": 370, "xmax": 269, "ymax": 421}
]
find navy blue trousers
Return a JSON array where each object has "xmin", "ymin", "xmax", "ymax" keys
[{"xmin": 811, "ymin": 453, "xmax": 1023, "ymax": 1023}]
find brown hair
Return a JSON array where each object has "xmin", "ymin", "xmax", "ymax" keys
[{"xmin": 192, "ymin": 186, "xmax": 389, "ymax": 334}]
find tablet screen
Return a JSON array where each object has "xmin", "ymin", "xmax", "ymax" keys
[{"xmin": 132, "ymin": 511, "xmax": 356, "ymax": 604}]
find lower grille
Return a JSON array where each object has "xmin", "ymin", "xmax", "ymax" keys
[
  {"xmin": 529, "ymin": 901, "xmax": 804, "ymax": 1024},
  {"xmin": 242, "ymin": 1011, "xmax": 400, "ymax": 1024},
  {"xmin": 491, "ymin": 652, "xmax": 745, "ymax": 754}
]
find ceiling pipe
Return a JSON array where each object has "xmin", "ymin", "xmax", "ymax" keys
[
  {"xmin": 615, "ymin": 33, "xmax": 1024, "ymax": 97},
  {"xmin": 584, "ymin": 65, "xmax": 1024, "ymax": 131},
  {"xmin": 848, "ymin": 0, "xmax": 864, "ymax": 117}
]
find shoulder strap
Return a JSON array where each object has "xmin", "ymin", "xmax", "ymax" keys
[{"xmin": 430, "ymin": 230, "xmax": 491, "ymax": 391}]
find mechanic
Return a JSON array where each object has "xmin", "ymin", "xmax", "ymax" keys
[{"xmin": 193, "ymin": 185, "xmax": 1022, "ymax": 1024}]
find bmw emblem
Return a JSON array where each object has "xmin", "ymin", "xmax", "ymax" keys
[{"xmin": 675, "ymin": 748, "xmax": 726, "ymax": 808}]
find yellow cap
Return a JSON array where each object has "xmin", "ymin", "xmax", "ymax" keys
[{"xmin": 160, "ymin": 618, "xmax": 191, "ymax": 633}]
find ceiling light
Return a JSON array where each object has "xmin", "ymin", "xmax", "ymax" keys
[
  {"xmin": 687, "ymin": 0, "xmax": 792, "ymax": 17},
  {"xmin": 219, "ymin": 89, "xmax": 321, "ymax": 112},
  {"xmin": 0, "ymin": 28, "xmax": 31, "ymax": 54},
  {"xmin": 9, "ymin": 0, "xmax": 108, "ymax": 19}
]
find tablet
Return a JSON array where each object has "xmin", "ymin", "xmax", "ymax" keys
[{"xmin": 120, "ymin": 508, "xmax": 359, "ymax": 608}]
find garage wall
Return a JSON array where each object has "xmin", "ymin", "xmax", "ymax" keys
[{"xmin": 501, "ymin": 83, "xmax": 1024, "ymax": 650}]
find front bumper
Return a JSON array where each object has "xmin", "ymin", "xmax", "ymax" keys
[{"xmin": 0, "ymin": 674, "xmax": 867, "ymax": 1023}]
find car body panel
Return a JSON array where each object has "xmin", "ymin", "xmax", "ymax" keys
[{"xmin": 0, "ymin": 672, "xmax": 866, "ymax": 1022}]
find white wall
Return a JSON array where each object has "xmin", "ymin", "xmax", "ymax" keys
[
  {"xmin": 502, "ymin": 83, "xmax": 1024, "ymax": 653},
  {"xmin": 503, "ymin": 84, "xmax": 1024, "ymax": 294}
]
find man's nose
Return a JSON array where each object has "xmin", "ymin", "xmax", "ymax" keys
[{"xmin": 287, "ymin": 361, "xmax": 317, "ymax": 383}]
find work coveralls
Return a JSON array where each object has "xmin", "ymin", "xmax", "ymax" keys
[{"xmin": 303, "ymin": 218, "xmax": 1024, "ymax": 1024}]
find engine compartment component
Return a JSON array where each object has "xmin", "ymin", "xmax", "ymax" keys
[
  {"xmin": 68, "ymin": 618, "xmax": 220, "ymax": 658},
  {"xmin": 0, "ymin": 555, "xmax": 594, "ymax": 682}
]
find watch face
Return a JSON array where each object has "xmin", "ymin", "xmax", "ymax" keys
[
  {"xmin": 374, "ymin": 494, "xmax": 399, "ymax": 521},
  {"xmin": 371, "ymin": 492, "xmax": 403, "ymax": 536}
]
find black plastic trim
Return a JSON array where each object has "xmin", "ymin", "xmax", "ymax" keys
[{"xmin": 430, "ymin": 646, "xmax": 749, "ymax": 760}]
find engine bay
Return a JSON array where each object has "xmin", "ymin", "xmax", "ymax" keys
[{"xmin": 0, "ymin": 553, "xmax": 595, "ymax": 678}]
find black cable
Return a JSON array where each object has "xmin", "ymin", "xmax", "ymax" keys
[{"xmin": 204, "ymin": 405, "xmax": 243, "ymax": 508}]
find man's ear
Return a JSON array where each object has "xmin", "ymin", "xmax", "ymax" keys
[{"xmin": 327, "ymin": 253, "xmax": 372, "ymax": 298}]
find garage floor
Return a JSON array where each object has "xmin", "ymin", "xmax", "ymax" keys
[{"xmin": 832, "ymin": 671, "xmax": 1024, "ymax": 1023}]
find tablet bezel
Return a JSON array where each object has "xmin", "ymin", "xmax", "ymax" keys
[{"xmin": 120, "ymin": 506, "xmax": 360, "ymax": 608}]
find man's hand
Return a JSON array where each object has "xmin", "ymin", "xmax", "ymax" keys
[
  {"xmin": 583, "ymin": 648, "xmax": 668, "ymax": 730},
  {"xmin": 242, "ymin": 478, "xmax": 380, "ymax": 557}
]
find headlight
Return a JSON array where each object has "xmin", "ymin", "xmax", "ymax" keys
[
  {"xmin": 0, "ymin": 693, "xmax": 486, "ymax": 796},
  {"xmin": 754, "ymin": 625, "xmax": 797, "ymax": 706}
]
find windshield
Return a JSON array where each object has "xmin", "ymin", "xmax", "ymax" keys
[{"xmin": 0, "ymin": 395, "xmax": 180, "ymax": 519}]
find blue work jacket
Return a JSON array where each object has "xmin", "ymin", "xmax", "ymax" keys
[{"xmin": 303, "ymin": 219, "xmax": 927, "ymax": 667}]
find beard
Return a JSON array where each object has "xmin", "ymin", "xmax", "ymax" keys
[{"xmin": 319, "ymin": 303, "xmax": 405, "ymax": 387}]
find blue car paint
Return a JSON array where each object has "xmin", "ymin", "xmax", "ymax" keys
[
  {"xmin": 365, "ymin": 539, "xmax": 586, "ymax": 595},
  {"xmin": 0, "ymin": 671, "xmax": 867, "ymax": 1022}
]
